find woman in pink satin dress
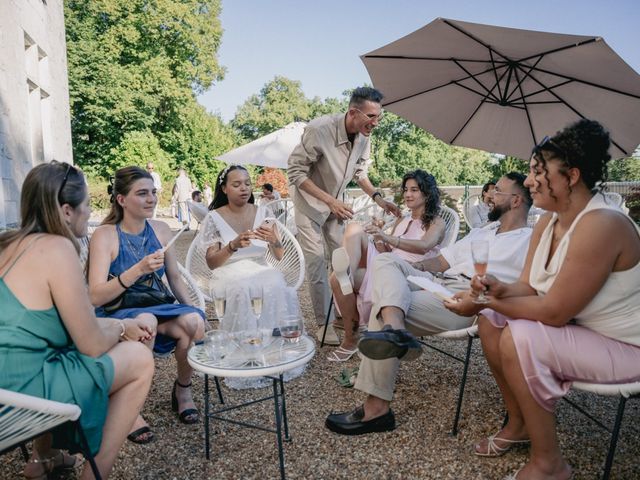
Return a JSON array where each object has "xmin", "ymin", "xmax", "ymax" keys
[
  {"xmin": 445, "ymin": 119, "xmax": 640, "ymax": 480},
  {"xmin": 327, "ymin": 170, "xmax": 445, "ymax": 362}
]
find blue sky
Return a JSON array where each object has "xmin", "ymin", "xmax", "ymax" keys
[{"xmin": 197, "ymin": 0, "xmax": 640, "ymax": 121}]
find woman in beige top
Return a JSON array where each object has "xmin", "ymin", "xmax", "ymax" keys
[{"xmin": 445, "ymin": 119, "xmax": 640, "ymax": 480}]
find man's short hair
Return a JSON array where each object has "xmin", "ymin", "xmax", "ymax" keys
[
  {"xmin": 191, "ymin": 190, "xmax": 202, "ymax": 201},
  {"xmin": 262, "ymin": 183, "xmax": 274, "ymax": 192},
  {"xmin": 349, "ymin": 87, "xmax": 384, "ymax": 108},
  {"xmin": 504, "ymin": 172, "xmax": 532, "ymax": 207}
]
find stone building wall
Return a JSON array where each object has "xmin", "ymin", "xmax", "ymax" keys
[{"xmin": 0, "ymin": 0, "xmax": 72, "ymax": 227}]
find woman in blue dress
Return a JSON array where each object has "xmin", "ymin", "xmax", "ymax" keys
[
  {"xmin": 88, "ymin": 166, "xmax": 206, "ymax": 440},
  {"xmin": 0, "ymin": 161, "xmax": 154, "ymax": 479}
]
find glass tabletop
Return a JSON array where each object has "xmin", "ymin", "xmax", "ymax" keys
[{"xmin": 188, "ymin": 334, "xmax": 315, "ymax": 378}]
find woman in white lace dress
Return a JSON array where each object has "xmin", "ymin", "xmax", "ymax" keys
[{"xmin": 197, "ymin": 165, "xmax": 302, "ymax": 387}]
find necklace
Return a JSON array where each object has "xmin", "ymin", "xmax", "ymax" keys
[{"xmin": 121, "ymin": 223, "xmax": 148, "ymax": 262}]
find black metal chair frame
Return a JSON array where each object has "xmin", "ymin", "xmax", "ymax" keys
[
  {"xmin": 562, "ymin": 389, "xmax": 639, "ymax": 479},
  {"xmin": 418, "ymin": 329, "xmax": 478, "ymax": 436},
  {"xmin": 203, "ymin": 374, "xmax": 289, "ymax": 480}
]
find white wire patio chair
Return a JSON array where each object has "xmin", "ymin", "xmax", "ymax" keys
[
  {"xmin": 462, "ymin": 194, "xmax": 486, "ymax": 230},
  {"xmin": 0, "ymin": 388, "xmax": 102, "ymax": 479},
  {"xmin": 438, "ymin": 205, "xmax": 461, "ymax": 248},
  {"xmin": 185, "ymin": 219, "xmax": 305, "ymax": 315},
  {"xmin": 350, "ymin": 193, "xmax": 376, "ymax": 212},
  {"xmin": 263, "ymin": 198, "xmax": 297, "ymax": 236},
  {"xmin": 187, "ymin": 201, "xmax": 209, "ymax": 232},
  {"xmin": 527, "ymin": 206, "xmax": 546, "ymax": 227}
]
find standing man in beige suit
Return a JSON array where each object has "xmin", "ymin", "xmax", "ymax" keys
[{"xmin": 288, "ymin": 87, "xmax": 400, "ymax": 345}]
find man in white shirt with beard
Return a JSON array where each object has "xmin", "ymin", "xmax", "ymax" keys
[{"xmin": 326, "ymin": 172, "xmax": 534, "ymax": 435}]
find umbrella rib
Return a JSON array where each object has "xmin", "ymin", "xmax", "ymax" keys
[
  {"xmin": 449, "ymin": 92, "xmax": 494, "ymax": 144},
  {"xmin": 363, "ymin": 54, "xmax": 508, "ymax": 64},
  {"xmin": 511, "ymin": 79, "xmax": 573, "ymax": 103},
  {"xmin": 453, "ymin": 82, "xmax": 501, "ymax": 100},
  {"xmin": 453, "ymin": 60, "xmax": 501, "ymax": 102},
  {"xmin": 504, "ymin": 55, "xmax": 544, "ymax": 103},
  {"xmin": 513, "ymin": 67, "xmax": 538, "ymax": 147},
  {"xmin": 489, "ymin": 50, "xmax": 504, "ymax": 100},
  {"xmin": 514, "ymin": 64, "xmax": 630, "ymax": 155},
  {"xmin": 382, "ymin": 62, "xmax": 509, "ymax": 107},
  {"xmin": 518, "ymin": 64, "xmax": 640, "ymax": 100},
  {"xmin": 442, "ymin": 18, "xmax": 511, "ymax": 63},
  {"xmin": 516, "ymin": 37, "xmax": 600, "ymax": 65}
]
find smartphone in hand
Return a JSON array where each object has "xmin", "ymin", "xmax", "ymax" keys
[{"xmin": 257, "ymin": 217, "xmax": 277, "ymax": 231}]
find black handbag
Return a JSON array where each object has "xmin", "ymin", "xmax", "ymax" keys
[{"xmin": 103, "ymin": 272, "xmax": 176, "ymax": 314}]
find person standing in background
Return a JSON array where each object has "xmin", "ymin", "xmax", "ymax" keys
[
  {"xmin": 288, "ymin": 86, "xmax": 401, "ymax": 345},
  {"xmin": 147, "ymin": 162, "xmax": 162, "ymax": 218},
  {"xmin": 203, "ymin": 183, "xmax": 213, "ymax": 207},
  {"xmin": 174, "ymin": 168, "xmax": 192, "ymax": 230}
]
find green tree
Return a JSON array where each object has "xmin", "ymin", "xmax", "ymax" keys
[
  {"xmin": 108, "ymin": 130, "xmax": 172, "ymax": 174},
  {"xmin": 232, "ymin": 76, "xmax": 312, "ymax": 140},
  {"xmin": 65, "ymin": 0, "xmax": 225, "ymax": 175},
  {"xmin": 371, "ymin": 113, "xmax": 492, "ymax": 186},
  {"xmin": 160, "ymin": 103, "xmax": 239, "ymax": 187},
  {"xmin": 488, "ymin": 155, "xmax": 529, "ymax": 180},
  {"xmin": 608, "ymin": 156, "xmax": 640, "ymax": 182}
]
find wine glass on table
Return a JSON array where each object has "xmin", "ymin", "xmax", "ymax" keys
[
  {"xmin": 279, "ymin": 312, "xmax": 303, "ymax": 344},
  {"xmin": 471, "ymin": 240, "xmax": 490, "ymax": 304}
]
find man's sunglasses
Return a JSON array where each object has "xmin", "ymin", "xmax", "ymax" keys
[{"xmin": 353, "ymin": 107, "xmax": 384, "ymax": 121}]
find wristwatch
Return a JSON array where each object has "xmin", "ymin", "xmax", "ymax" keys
[{"xmin": 371, "ymin": 191, "xmax": 383, "ymax": 201}]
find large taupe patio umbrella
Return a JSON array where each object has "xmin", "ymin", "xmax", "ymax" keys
[{"xmin": 361, "ymin": 18, "xmax": 640, "ymax": 159}]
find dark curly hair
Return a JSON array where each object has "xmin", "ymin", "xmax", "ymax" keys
[
  {"xmin": 401, "ymin": 169, "xmax": 441, "ymax": 229},
  {"xmin": 532, "ymin": 119, "xmax": 611, "ymax": 199}
]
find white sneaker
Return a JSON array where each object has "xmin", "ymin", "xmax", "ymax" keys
[
  {"xmin": 317, "ymin": 324, "xmax": 340, "ymax": 346},
  {"xmin": 332, "ymin": 247, "xmax": 353, "ymax": 295}
]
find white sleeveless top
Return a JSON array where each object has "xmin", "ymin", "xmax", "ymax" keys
[{"xmin": 530, "ymin": 194, "xmax": 640, "ymax": 346}]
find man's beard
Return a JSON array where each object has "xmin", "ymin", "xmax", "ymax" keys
[{"xmin": 488, "ymin": 203, "xmax": 509, "ymax": 222}]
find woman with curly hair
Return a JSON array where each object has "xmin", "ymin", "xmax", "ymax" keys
[
  {"xmin": 445, "ymin": 119, "xmax": 640, "ymax": 479},
  {"xmin": 327, "ymin": 170, "xmax": 445, "ymax": 361}
]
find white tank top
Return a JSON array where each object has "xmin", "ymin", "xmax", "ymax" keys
[{"xmin": 529, "ymin": 194, "xmax": 640, "ymax": 346}]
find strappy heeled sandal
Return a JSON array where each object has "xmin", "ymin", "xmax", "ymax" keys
[
  {"xmin": 171, "ymin": 380, "xmax": 199, "ymax": 424},
  {"xmin": 127, "ymin": 425, "xmax": 155, "ymax": 444},
  {"xmin": 23, "ymin": 450, "xmax": 82, "ymax": 479},
  {"xmin": 327, "ymin": 346, "xmax": 358, "ymax": 362},
  {"xmin": 474, "ymin": 432, "xmax": 530, "ymax": 457}
]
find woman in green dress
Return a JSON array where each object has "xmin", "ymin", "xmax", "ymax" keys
[{"xmin": 0, "ymin": 161, "xmax": 154, "ymax": 479}]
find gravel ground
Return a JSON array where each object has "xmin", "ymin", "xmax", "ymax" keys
[{"xmin": 2, "ymin": 218, "xmax": 639, "ymax": 479}]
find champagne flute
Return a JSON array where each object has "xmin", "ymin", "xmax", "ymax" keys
[
  {"xmin": 212, "ymin": 286, "xmax": 227, "ymax": 323},
  {"xmin": 250, "ymin": 286, "xmax": 263, "ymax": 325},
  {"xmin": 471, "ymin": 240, "xmax": 490, "ymax": 304}
]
